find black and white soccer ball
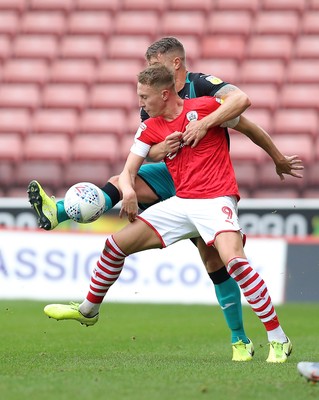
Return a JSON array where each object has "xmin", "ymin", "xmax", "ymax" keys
[{"xmin": 64, "ymin": 182, "xmax": 105, "ymax": 223}]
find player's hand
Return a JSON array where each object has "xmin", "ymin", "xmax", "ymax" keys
[
  {"xmin": 147, "ymin": 132, "xmax": 182, "ymax": 161},
  {"xmin": 182, "ymin": 120, "xmax": 209, "ymax": 148},
  {"xmin": 275, "ymin": 155, "xmax": 304, "ymax": 181},
  {"xmin": 163, "ymin": 131, "xmax": 183, "ymax": 154},
  {"xmin": 119, "ymin": 190, "xmax": 139, "ymax": 222}
]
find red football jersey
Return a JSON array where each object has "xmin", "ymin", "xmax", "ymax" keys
[{"xmin": 132, "ymin": 96, "xmax": 239, "ymax": 199}]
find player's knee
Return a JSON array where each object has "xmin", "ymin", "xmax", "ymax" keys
[
  {"xmin": 108, "ymin": 175, "xmax": 120, "ymax": 188},
  {"xmin": 205, "ymin": 260, "xmax": 225, "ymax": 273}
]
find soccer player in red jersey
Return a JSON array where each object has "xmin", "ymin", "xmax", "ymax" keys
[
  {"xmin": 30, "ymin": 39, "xmax": 305, "ymax": 362},
  {"xmin": 44, "ymin": 64, "xmax": 304, "ymax": 362}
]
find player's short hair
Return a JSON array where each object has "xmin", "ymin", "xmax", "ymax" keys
[
  {"xmin": 138, "ymin": 64, "xmax": 175, "ymax": 91},
  {"xmin": 145, "ymin": 37, "xmax": 186, "ymax": 64}
]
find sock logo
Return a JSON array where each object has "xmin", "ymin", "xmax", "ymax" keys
[{"xmin": 221, "ymin": 302, "xmax": 236, "ymax": 310}]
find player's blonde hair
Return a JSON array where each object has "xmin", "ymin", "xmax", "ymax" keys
[{"xmin": 138, "ymin": 64, "xmax": 175, "ymax": 91}]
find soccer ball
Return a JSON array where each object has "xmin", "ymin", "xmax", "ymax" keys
[{"xmin": 64, "ymin": 182, "xmax": 105, "ymax": 223}]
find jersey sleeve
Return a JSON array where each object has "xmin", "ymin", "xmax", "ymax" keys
[
  {"xmin": 130, "ymin": 122, "xmax": 152, "ymax": 158},
  {"xmin": 191, "ymin": 73, "xmax": 229, "ymax": 97}
]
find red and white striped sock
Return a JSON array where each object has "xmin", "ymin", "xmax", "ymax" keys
[
  {"xmin": 80, "ymin": 235, "xmax": 126, "ymax": 316},
  {"xmin": 227, "ymin": 257, "xmax": 282, "ymax": 334}
]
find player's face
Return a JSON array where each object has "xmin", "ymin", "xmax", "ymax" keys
[{"xmin": 137, "ymin": 82, "xmax": 165, "ymax": 118}]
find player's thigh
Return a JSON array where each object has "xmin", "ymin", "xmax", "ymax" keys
[
  {"xmin": 193, "ymin": 237, "xmax": 224, "ymax": 273},
  {"xmin": 214, "ymin": 231, "xmax": 246, "ymax": 266},
  {"xmin": 113, "ymin": 218, "xmax": 162, "ymax": 254}
]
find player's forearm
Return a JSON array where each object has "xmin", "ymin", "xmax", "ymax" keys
[
  {"xmin": 119, "ymin": 153, "xmax": 145, "ymax": 198},
  {"xmin": 236, "ymin": 115, "xmax": 285, "ymax": 164},
  {"xmin": 118, "ymin": 167, "xmax": 139, "ymax": 221},
  {"xmin": 148, "ymin": 142, "xmax": 167, "ymax": 161},
  {"xmin": 203, "ymin": 87, "xmax": 251, "ymax": 128},
  {"xmin": 118, "ymin": 168, "xmax": 136, "ymax": 198}
]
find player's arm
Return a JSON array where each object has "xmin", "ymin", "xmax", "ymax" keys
[
  {"xmin": 147, "ymin": 131, "xmax": 183, "ymax": 162},
  {"xmin": 234, "ymin": 115, "xmax": 304, "ymax": 181},
  {"xmin": 119, "ymin": 152, "xmax": 145, "ymax": 221},
  {"xmin": 183, "ymin": 84, "xmax": 251, "ymax": 147},
  {"xmin": 202, "ymin": 84, "xmax": 251, "ymax": 128}
]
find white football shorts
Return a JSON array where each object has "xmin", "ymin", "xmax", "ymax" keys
[{"xmin": 137, "ymin": 195, "xmax": 242, "ymax": 248}]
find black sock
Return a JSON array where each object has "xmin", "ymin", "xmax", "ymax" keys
[
  {"xmin": 208, "ymin": 266, "xmax": 230, "ymax": 285},
  {"xmin": 100, "ymin": 182, "xmax": 121, "ymax": 208}
]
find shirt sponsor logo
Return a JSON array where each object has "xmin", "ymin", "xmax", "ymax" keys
[{"xmin": 205, "ymin": 75, "xmax": 223, "ymax": 85}]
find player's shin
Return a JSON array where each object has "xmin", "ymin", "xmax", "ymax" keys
[
  {"xmin": 209, "ymin": 268, "xmax": 249, "ymax": 344},
  {"xmin": 226, "ymin": 257, "xmax": 287, "ymax": 342},
  {"xmin": 79, "ymin": 235, "xmax": 126, "ymax": 316}
]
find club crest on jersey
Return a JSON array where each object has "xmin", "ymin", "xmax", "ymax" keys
[
  {"xmin": 186, "ymin": 111, "xmax": 198, "ymax": 121},
  {"xmin": 206, "ymin": 75, "xmax": 223, "ymax": 85}
]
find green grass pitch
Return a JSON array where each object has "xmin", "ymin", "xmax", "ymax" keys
[{"xmin": 0, "ymin": 301, "xmax": 318, "ymax": 400}]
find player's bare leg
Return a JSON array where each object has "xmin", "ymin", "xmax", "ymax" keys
[{"xmin": 44, "ymin": 220, "xmax": 162, "ymax": 322}]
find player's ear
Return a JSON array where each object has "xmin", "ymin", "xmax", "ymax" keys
[
  {"xmin": 173, "ymin": 57, "xmax": 182, "ymax": 70},
  {"xmin": 161, "ymin": 89, "xmax": 169, "ymax": 101}
]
